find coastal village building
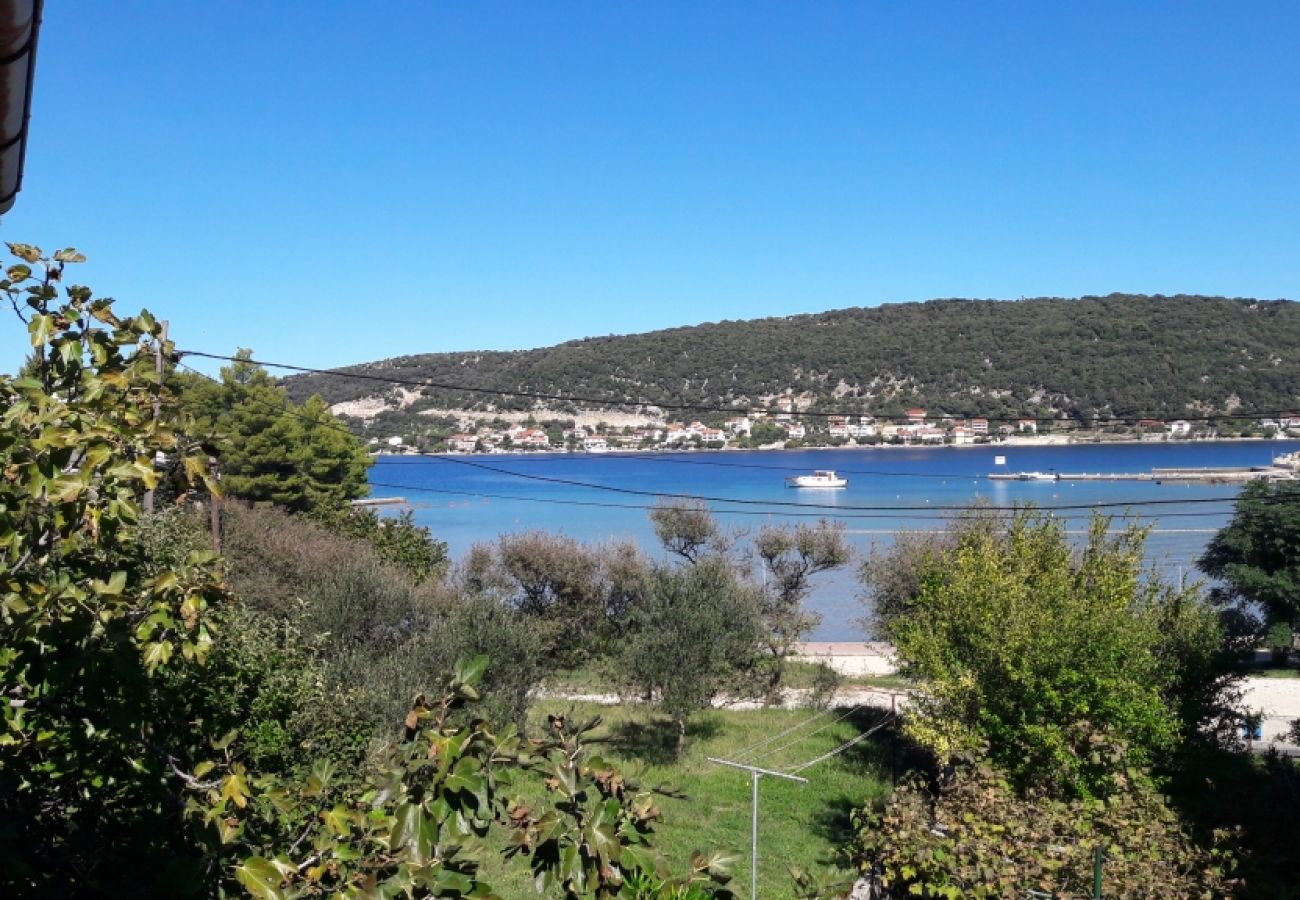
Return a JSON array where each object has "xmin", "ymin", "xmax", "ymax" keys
[
  {"xmin": 1168, "ymin": 420, "xmax": 1191, "ymax": 436},
  {"xmin": 952, "ymin": 426, "xmax": 973, "ymax": 445},
  {"xmin": 726, "ymin": 416, "xmax": 752, "ymax": 434},
  {"xmin": 970, "ymin": 418, "xmax": 989, "ymax": 435},
  {"xmin": 582, "ymin": 435, "xmax": 609, "ymax": 452},
  {"xmin": 447, "ymin": 434, "xmax": 478, "ymax": 452},
  {"xmin": 785, "ymin": 422, "xmax": 806, "ymax": 439},
  {"xmin": 1017, "ymin": 418, "xmax": 1037, "ymax": 433},
  {"xmin": 514, "ymin": 428, "xmax": 550, "ymax": 447},
  {"xmin": 906, "ymin": 408, "xmax": 927, "ymax": 425}
]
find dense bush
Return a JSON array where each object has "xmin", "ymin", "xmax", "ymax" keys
[
  {"xmin": 0, "ymin": 245, "xmax": 228, "ymax": 895},
  {"xmin": 311, "ymin": 505, "xmax": 450, "ymax": 584},
  {"xmin": 221, "ymin": 505, "xmax": 543, "ymax": 731},
  {"xmin": 850, "ymin": 756, "xmax": 1234, "ymax": 899},
  {"xmin": 861, "ymin": 511, "xmax": 1231, "ymax": 798}
]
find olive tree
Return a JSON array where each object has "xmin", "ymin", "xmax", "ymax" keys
[
  {"xmin": 617, "ymin": 557, "xmax": 763, "ymax": 750},
  {"xmin": 459, "ymin": 531, "xmax": 652, "ymax": 668},
  {"xmin": 753, "ymin": 520, "xmax": 852, "ymax": 703},
  {"xmin": 650, "ymin": 497, "xmax": 725, "ymax": 563}
]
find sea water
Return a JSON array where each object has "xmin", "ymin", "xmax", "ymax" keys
[{"xmin": 368, "ymin": 440, "xmax": 1300, "ymax": 640}]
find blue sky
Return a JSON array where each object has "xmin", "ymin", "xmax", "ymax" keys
[{"xmin": 3, "ymin": 2, "xmax": 1298, "ymax": 375}]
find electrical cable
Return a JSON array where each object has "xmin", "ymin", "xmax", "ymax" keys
[
  {"xmin": 365, "ymin": 480, "xmax": 1241, "ymax": 523},
  {"xmin": 174, "ymin": 363, "xmax": 1275, "ymax": 518}
]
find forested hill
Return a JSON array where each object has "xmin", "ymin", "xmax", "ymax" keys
[{"xmin": 283, "ymin": 294, "xmax": 1300, "ymax": 422}]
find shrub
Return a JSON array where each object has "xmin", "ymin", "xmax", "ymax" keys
[
  {"xmin": 850, "ymin": 756, "xmax": 1234, "ymax": 898},
  {"xmin": 310, "ymin": 506, "xmax": 450, "ymax": 584},
  {"xmin": 332, "ymin": 593, "xmax": 542, "ymax": 730},
  {"xmin": 862, "ymin": 510, "xmax": 1231, "ymax": 797}
]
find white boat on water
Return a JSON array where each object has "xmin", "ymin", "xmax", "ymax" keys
[{"xmin": 786, "ymin": 470, "xmax": 848, "ymax": 488}]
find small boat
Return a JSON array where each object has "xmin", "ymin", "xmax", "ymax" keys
[{"xmin": 786, "ymin": 470, "xmax": 848, "ymax": 488}]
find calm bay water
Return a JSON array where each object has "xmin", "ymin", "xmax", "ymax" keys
[{"xmin": 369, "ymin": 440, "xmax": 1300, "ymax": 641}]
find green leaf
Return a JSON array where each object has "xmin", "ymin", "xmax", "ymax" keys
[
  {"xmin": 234, "ymin": 857, "xmax": 287, "ymax": 900},
  {"xmin": 28, "ymin": 314, "xmax": 55, "ymax": 347},
  {"xmin": 98, "ymin": 570, "xmax": 128, "ymax": 595},
  {"xmin": 455, "ymin": 654, "xmax": 491, "ymax": 688},
  {"xmin": 391, "ymin": 802, "xmax": 438, "ymax": 867}
]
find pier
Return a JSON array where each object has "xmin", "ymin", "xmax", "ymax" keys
[
  {"xmin": 988, "ymin": 467, "xmax": 1295, "ymax": 484},
  {"xmin": 351, "ymin": 496, "xmax": 407, "ymax": 507}
]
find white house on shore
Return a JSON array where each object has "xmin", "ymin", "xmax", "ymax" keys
[
  {"xmin": 447, "ymin": 434, "xmax": 478, "ymax": 452},
  {"xmin": 514, "ymin": 428, "xmax": 550, "ymax": 448}
]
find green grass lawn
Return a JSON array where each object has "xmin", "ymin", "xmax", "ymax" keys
[{"xmin": 480, "ymin": 700, "xmax": 894, "ymax": 898}]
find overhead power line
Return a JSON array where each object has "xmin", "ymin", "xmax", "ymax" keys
[
  {"xmin": 369, "ymin": 480, "xmax": 1242, "ymax": 523},
  {"xmin": 173, "ymin": 362, "xmax": 1262, "ymax": 518},
  {"xmin": 176, "ymin": 348, "xmax": 1300, "ymax": 425},
  {"xmin": 391, "ymin": 450, "xmax": 1249, "ymax": 513},
  {"xmin": 374, "ymin": 452, "xmax": 1017, "ymax": 481}
]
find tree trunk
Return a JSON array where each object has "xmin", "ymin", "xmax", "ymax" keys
[
  {"xmin": 676, "ymin": 716, "xmax": 687, "ymax": 754},
  {"xmin": 764, "ymin": 660, "xmax": 784, "ymax": 707}
]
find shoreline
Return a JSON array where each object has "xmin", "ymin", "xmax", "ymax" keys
[{"xmin": 370, "ymin": 434, "xmax": 1300, "ymax": 459}]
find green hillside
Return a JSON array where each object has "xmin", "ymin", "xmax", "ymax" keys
[{"xmin": 282, "ymin": 293, "xmax": 1300, "ymax": 423}]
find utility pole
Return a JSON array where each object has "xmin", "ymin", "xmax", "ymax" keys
[
  {"xmin": 143, "ymin": 321, "xmax": 168, "ymax": 515},
  {"xmin": 707, "ymin": 757, "xmax": 807, "ymax": 899}
]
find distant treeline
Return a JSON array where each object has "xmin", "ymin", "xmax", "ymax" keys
[{"xmin": 282, "ymin": 294, "xmax": 1300, "ymax": 422}]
